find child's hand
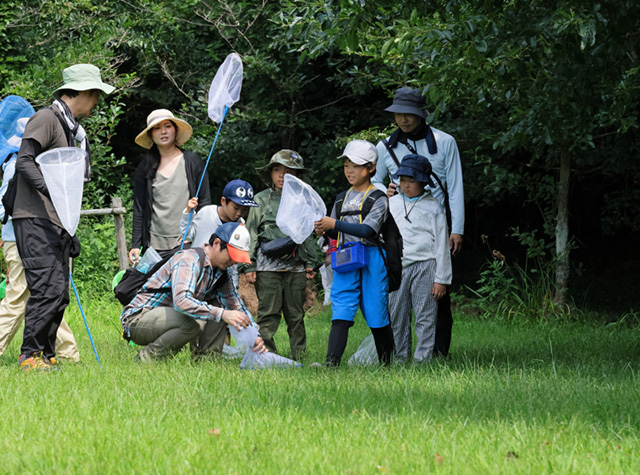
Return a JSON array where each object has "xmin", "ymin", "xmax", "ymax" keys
[
  {"xmin": 305, "ymin": 267, "xmax": 316, "ymax": 280},
  {"xmin": 432, "ymin": 283, "xmax": 447, "ymax": 300},
  {"xmin": 245, "ymin": 272, "xmax": 256, "ymax": 284},
  {"xmin": 314, "ymin": 217, "xmax": 336, "ymax": 234},
  {"xmin": 186, "ymin": 197, "xmax": 198, "ymax": 211}
]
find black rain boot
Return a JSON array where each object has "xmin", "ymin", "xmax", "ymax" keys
[
  {"xmin": 325, "ymin": 320, "xmax": 354, "ymax": 367},
  {"xmin": 370, "ymin": 324, "xmax": 395, "ymax": 366}
]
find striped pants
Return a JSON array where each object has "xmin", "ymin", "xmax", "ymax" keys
[{"xmin": 388, "ymin": 260, "xmax": 438, "ymax": 363}]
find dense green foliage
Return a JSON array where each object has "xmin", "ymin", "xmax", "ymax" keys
[
  {"xmin": 2, "ymin": 302, "xmax": 640, "ymax": 473},
  {"xmin": 1, "ymin": 1, "xmax": 638, "ymax": 311}
]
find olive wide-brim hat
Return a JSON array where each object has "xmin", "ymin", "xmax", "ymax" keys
[
  {"xmin": 52, "ymin": 64, "xmax": 115, "ymax": 99},
  {"xmin": 134, "ymin": 109, "xmax": 193, "ymax": 149},
  {"xmin": 255, "ymin": 149, "xmax": 310, "ymax": 185},
  {"xmin": 384, "ymin": 87, "xmax": 429, "ymax": 119}
]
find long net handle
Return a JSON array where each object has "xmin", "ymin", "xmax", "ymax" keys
[
  {"xmin": 180, "ymin": 105, "xmax": 230, "ymax": 249},
  {"xmin": 70, "ymin": 273, "xmax": 101, "ymax": 366}
]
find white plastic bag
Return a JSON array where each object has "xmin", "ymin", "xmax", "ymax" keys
[
  {"xmin": 222, "ymin": 344, "xmax": 246, "ymax": 360},
  {"xmin": 36, "ymin": 147, "xmax": 87, "ymax": 236},
  {"xmin": 319, "ymin": 264, "xmax": 332, "ymax": 306},
  {"xmin": 229, "ymin": 325, "xmax": 302, "ymax": 369},
  {"xmin": 348, "ymin": 334, "xmax": 378, "ymax": 366},
  {"xmin": 208, "ymin": 53, "xmax": 243, "ymax": 123},
  {"xmin": 276, "ymin": 174, "xmax": 327, "ymax": 244}
]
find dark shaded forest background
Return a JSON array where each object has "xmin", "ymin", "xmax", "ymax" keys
[{"xmin": 1, "ymin": 0, "xmax": 638, "ymax": 316}]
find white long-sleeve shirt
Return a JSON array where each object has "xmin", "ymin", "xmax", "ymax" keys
[
  {"xmin": 373, "ymin": 126, "xmax": 465, "ymax": 236},
  {"xmin": 389, "ymin": 191, "xmax": 452, "ymax": 285}
]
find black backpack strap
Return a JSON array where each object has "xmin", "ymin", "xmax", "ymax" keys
[
  {"xmin": 46, "ymin": 106, "xmax": 75, "ymax": 147},
  {"xmin": 429, "ymin": 173, "xmax": 452, "ymax": 233},
  {"xmin": 333, "ymin": 190, "xmax": 347, "ymax": 220},
  {"xmin": 382, "ymin": 138, "xmax": 401, "ymax": 168}
]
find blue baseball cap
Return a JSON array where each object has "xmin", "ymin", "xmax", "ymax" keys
[
  {"xmin": 392, "ymin": 154, "xmax": 436, "ymax": 187},
  {"xmin": 222, "ymin": 179, "xmax": 258, "ymax": 207}
]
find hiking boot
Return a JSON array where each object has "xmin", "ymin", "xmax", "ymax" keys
[
  {"xmin": 18, "ymin": 354, "xmax": 51, "ymax": 373},
  {"xmin": 43, "ymin": 356, "xmax": 58, "ymax": 366},
  {"xmin": 133, "ymin": 348, "xmax": 152, "ymax": 363}
]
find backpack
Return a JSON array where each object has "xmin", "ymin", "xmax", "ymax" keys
[
  {"xmin": 334, "ymin": 189, "xmax": 403, "ymax": 292},
  {"xmin": 114, "ymin": 247, "xmax": 225, "ymax": 306},
  {"xmin": 1, "ymin": 174, "xmax": 18, "ymax": 224}
]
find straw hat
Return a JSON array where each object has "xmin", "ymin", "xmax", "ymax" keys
[
  {"xmin": 135, "ymin": 109, "xmax": 193, "ymax": 149},
  {"xmin": 52, "ymin": 64, "xmax": 115, "ymax": 99}
]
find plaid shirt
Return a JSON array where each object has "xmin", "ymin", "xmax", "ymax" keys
[{"xmin": 121, "ymin": 248, "xmax": 251, "ymax": 325}]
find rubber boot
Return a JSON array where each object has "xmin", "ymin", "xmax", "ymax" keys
[
  {"xmin": 370, "ymin": 324, "xmax": 395, "ymax": 366},
  {"xmin": 325, "ymin": 320, "xmax": 353, "ymax": 367}
]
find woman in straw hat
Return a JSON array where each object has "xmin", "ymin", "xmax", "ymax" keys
[{"xmin": 129, "ymin": 109, "xmax": 211, "ymax": 264}]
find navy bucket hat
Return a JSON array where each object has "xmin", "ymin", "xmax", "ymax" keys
[
  {"xmin": 392, "ymin": 154, "xmax": 435, "ymax": 187},
  {"xmin": 384, "ymin": 87, "xmax": 428, "ymax": 119}
]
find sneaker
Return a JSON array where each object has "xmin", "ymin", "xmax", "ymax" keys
[
  {"xmin": 18, "ymin": 354, "xmax": 51, "ymax": 372},
  {"xmin": 43, "ymin": 356, "xmax": 58, "ymax": 366},
  {"xmin": 133, "ymin": 348, "xmax": 152, "ymax": 363}
]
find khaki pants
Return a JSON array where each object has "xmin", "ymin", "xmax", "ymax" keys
[
  {"xmin": 0, "ymin": 242, "xmax": 79, "ymax": 360},
  {"xmin": 255, "ymin": 271, "xmax": 306, "ymax": 360},
  {"xmin": 128, "ymin": 306, "xmax": 202, "ymax": 360}
]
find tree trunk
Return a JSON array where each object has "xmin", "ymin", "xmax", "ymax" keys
[{"xmin": 553, "ymin": 151, "xmax": 571, "ymax": 307}]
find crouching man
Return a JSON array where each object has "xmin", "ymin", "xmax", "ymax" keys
[{"xmin": 120, "ymin": 222, "xmax": 266, "ymax": 361}]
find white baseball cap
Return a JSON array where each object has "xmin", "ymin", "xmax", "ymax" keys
[
  {"xmin": 338, "ymin": 139, "xmax": 378, "ymax": 165},
  {"xmin": 215, "ymin": 222, "xmax": 251, "ymax": 264}
]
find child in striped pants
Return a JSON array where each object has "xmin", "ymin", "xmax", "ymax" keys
[{"xmin": 388, "ymin": 154, "xmax": 452, "ymax": 363}]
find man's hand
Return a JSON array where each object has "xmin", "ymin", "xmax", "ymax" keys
[
  {"xmin": 314, "ymin": 217, "xmax": 336, "ymax": 234},
  {"xmin": 221, "ymin": 310, "xmax": 251, "ymax": 331},
  {"xmin": 252, "ymin": 337, "xmax": 268, "ymax": 354},
  {"xmin": 450, "ymin": 233, "xmax": 463, "ymax": 257},
  {"xmin": 129, "ymin": 248, "xmax": 140, "ymax": 265},
  {"xmin": 386, "ymin": 182, "xmax": 398, "ymax": 199},
  {"xmin": 245, "ymin": 271, "xmax": 256, "ymax": 284},
  {"xmin": 432, "ymin": 283, "xmax": 447, "ymax": 300}
]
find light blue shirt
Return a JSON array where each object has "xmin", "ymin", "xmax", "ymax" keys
[
  {"xmin": 373, "ymin": 126, "xmax": 465, "ymax": 236},
  {"xmin": 0, "ymin": 154, "xmax": 17, "ymax": 242}
]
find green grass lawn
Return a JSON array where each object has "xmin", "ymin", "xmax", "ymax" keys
[{"xmin": 1, "ymin": 297, "xmax": 639, "ymax": 474}]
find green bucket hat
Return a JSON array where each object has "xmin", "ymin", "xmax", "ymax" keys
[
  {"xmin": 256, "ymin": 149, "xmax": 310, "ymax": 185},
  {"xmin": 52, "ymin": 64, "xmax": 115, "ymax": 99}
]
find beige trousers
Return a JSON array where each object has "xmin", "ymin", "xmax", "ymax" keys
[{"xmin": 0, "ymin": 242, "xmax": 80, "ymax": 361}]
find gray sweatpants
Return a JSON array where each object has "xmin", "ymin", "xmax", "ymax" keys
[{"xmin": 388, "ymin": 260, "xmax": 438, "ymax": 363}]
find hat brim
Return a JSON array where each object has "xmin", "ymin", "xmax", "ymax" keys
[
  {"xmin": 228, "ymin": 197, "xmax": 259, "ymax": 207},
  {"xmin": 338, "ymin": 153, "xmax": 371, "ymax": 165},
  {"xmin": 52, "ymin": 81, "xmax": 115, "ymax": 100},
  {"xmin": 384, "ymin": 104, "xmax": 428, "ymax": 119},
  {"xmin": 227, "ymin": 245, "xmax": 252, "ymax": 264},
  {"xmin": 255, "ymin": 162, "xmax": 311, "ymax": 186},
  {"xmin": 134, "ymin": 117, "xmax": 193, "ymax": 149},
  {"xmin": 392, "ymin": 170, "xmax": 435, "ymax": 188}
]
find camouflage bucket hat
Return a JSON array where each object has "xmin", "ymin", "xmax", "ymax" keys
[{"xmin": 256, "ymin": 149, "xmax": 310, "ymax": 185}]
